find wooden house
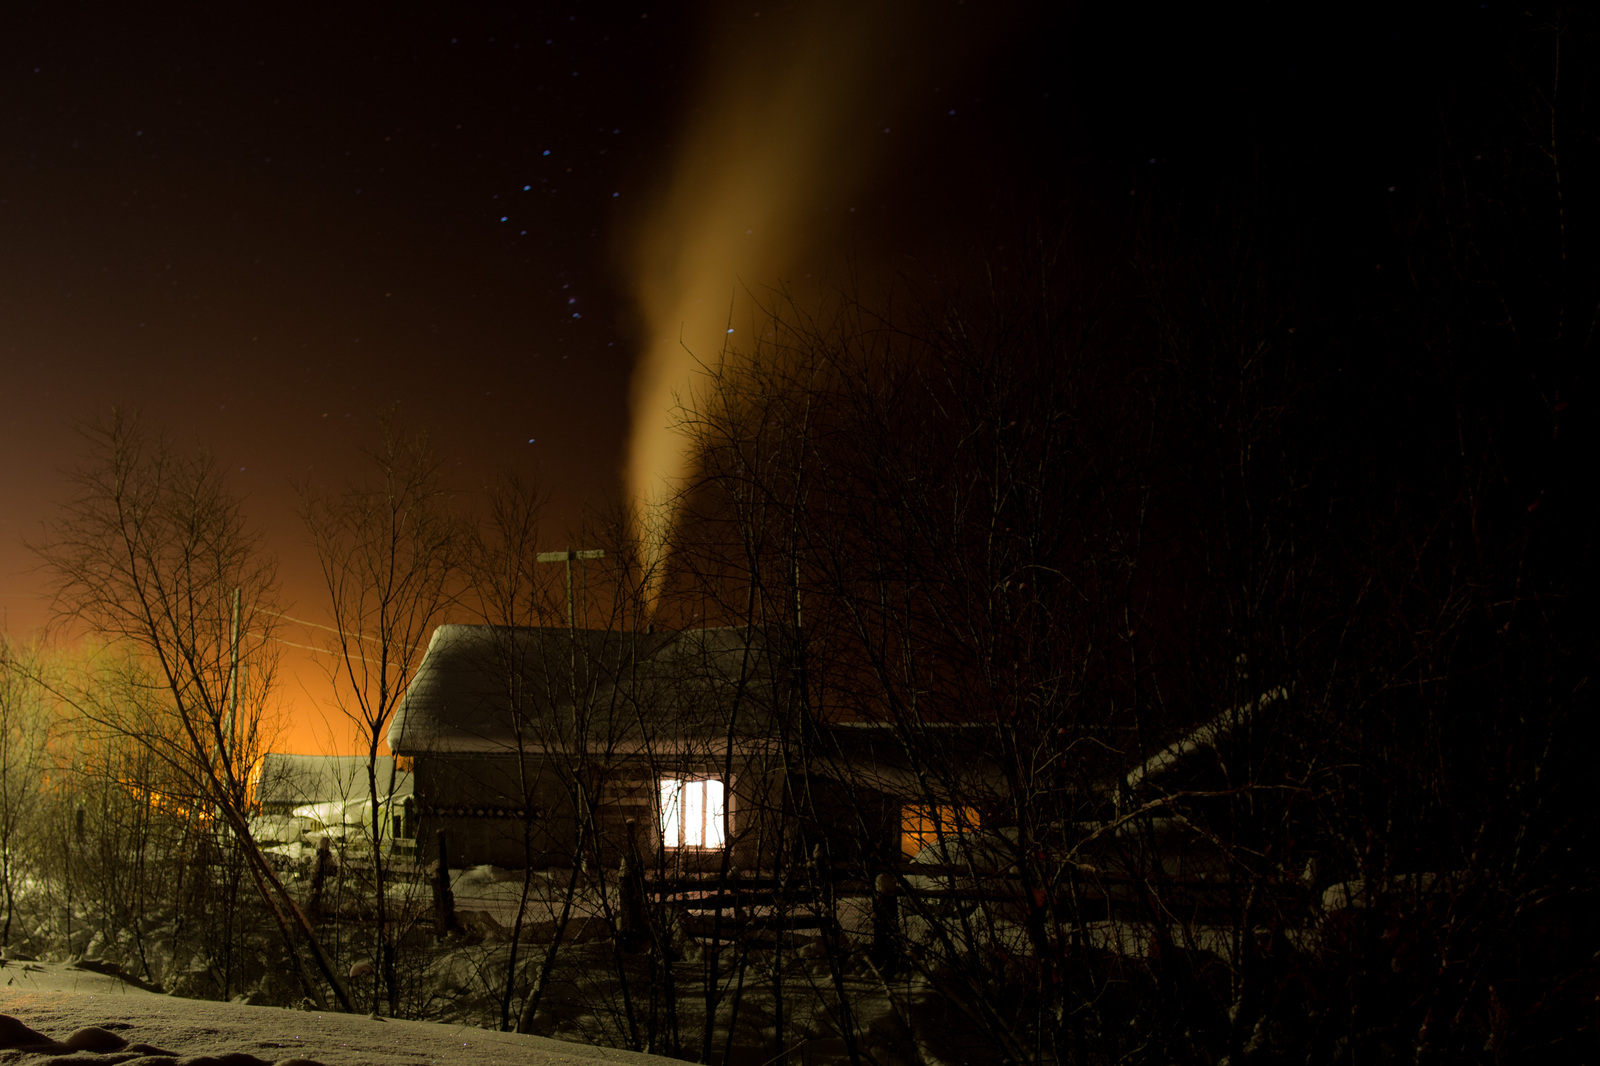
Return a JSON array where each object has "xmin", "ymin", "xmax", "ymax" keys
[{"xmin": 386, "ymin": 623, "xmax": 799, "ymax": 873}]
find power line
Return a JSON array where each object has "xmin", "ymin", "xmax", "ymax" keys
[
  {"xmin": 254, "ymin": 632, "xmax": 388, "ymax": 668},
  {"xmin": 260, "ymin": 609, "xmax": 424, "ymax": 653}
]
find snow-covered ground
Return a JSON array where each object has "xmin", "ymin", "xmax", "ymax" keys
[{"xmin": 1, "ymin": 959, "xmax": 654, "ymax": 1066}]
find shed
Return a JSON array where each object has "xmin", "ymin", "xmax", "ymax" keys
[{"xmin": 251, "ymin": 753, "xmax": 414, "ymax": 843}]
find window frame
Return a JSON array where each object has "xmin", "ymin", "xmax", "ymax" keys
[
  {"xmin": 658, "ymin": 776, "xmax": 728, "ymax": 850},
  {"xmin": 900, "ymin": 803, "xmax": 982, "ymax": 858}
]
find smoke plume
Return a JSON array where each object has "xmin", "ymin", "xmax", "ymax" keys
[{"xmin": 623, "ymin": 1, "xmax": 921, "ymax": 601}]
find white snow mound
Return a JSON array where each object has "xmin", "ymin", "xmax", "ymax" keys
[{"xmin": 2, "ymin": 960, "xmax": 651, "ymax": 1066}]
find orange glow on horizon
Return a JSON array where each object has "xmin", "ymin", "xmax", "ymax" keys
[{"xmin": 271, "ymin": 647, "xmax": 373, "ymax": 756}]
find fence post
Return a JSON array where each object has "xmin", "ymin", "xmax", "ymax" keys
[
  {"xmin": 308, "ymin": 836, "xmax": 333, "ymax": 921},
  {"xmin": 871, "ymin": 871, "xmax": 900, "ymax": 975},
  {"xmin": 619, "ymin": 818, "xmax": 650, "ymax": 953},
  {"xmin": 432, "ymin": 828, "xmax": 456, "ymax": 938}
]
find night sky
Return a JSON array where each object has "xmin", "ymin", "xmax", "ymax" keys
[{"xmin": 0, "ymin": 1, "xmax": 1480, "ymax": 752}]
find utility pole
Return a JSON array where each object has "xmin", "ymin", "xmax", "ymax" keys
[
  {"xmin": 536, "ymin": 549, "xmax": 604, "ymax": 628},
  {"xmin": 222, "ymin": 586, "xmax": 241, "ymax": 771},
  {"xmin": 537, "ymin": 549, "xmax": 604, "ymax": 736}
]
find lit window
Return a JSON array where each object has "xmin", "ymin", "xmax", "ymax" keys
[
  {"xmin": 901, "ymin": 804, "xmax": 981, "ymax": 857},
  {"xmin": 659, "ymin": 778, "xmax": 727, "ymax": 849}
]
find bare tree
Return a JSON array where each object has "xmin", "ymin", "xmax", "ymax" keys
[
  {"xmin": 0, "ymin": 638, "xmax": 54, "ymax": 950},
  {"xmin": 303, "ymin": 414, "xmax": 458, "ymax": 1015},
  {"xmin": 461, "ymin": 474, "xmax": 590, "ymax": 1034},
  {"xmin": 33, "ymin": 412, "xmax": 352, "ymax": 1010},
  {"xmin": 665, "ymin": 251, "xmax": 1160, "ymax": 1065}
]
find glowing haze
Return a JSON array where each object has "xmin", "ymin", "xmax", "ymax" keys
[{"xmin": 624, "ymin": 2, "xmax": 926, "ymax": 595}]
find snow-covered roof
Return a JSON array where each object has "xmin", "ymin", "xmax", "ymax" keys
[
  {"xmin": 1124, "ymin": 687, "xmax": 1287, "ymax": 791},
  {"xmin": 253, "ymin": 753, "xmax": 412, "ymax": 806},
  {"xmin": 817, "ymin": 722, "xmax": 1008, "ymax": 801},
  {"xmin": 386, "ymin": 624, "xmax": 793, "ymax": 755}
]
